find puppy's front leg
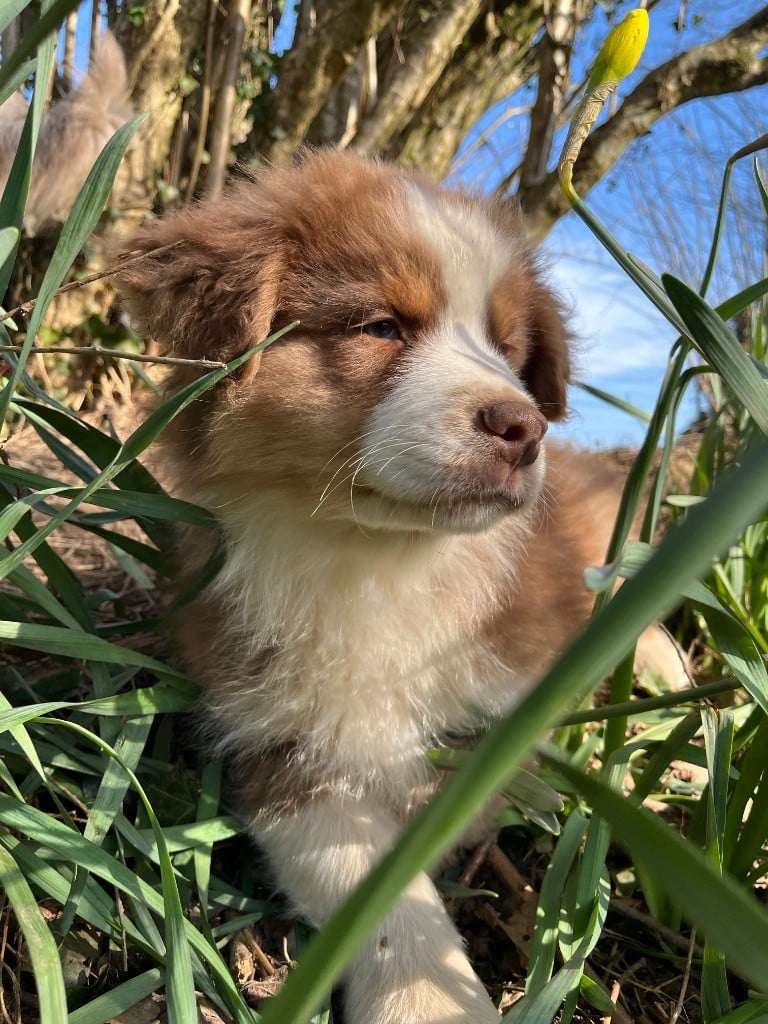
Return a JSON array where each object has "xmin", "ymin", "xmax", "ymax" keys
[{"xmin": 254, "ymin": 798, "xmax": 500, "ymax": 1024}]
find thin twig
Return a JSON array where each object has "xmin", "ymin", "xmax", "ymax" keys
[
  {"xmin": 458, "ymin": 831, "xmax": 499, "ymax": 888},
  {"xmin": 0, "ymin": 345, "xmax": 226, "ymax": 369},
  {"xmin": 2, "ymin": 241, "xmax": 184, "ymax": 323},
  {"xmin": 668, "ymin": 928, "xmax": 696, "ymax": 1024},
  {"xmin": 243, "ymin": 927, "xmax": 277, "ymax": 978},
  {"xmin": 114, "ymin": 888, "xmax": 130, "ymax": 973},
  {"xmin": 610, "ymin": 899, "xmax": 703, "ymax": 956}
]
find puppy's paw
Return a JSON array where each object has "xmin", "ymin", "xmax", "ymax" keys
[{"xmin": 345, "ymin": 965, "xmax": 501, "ymax": 1024}]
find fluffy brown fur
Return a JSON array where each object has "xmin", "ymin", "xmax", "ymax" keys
[{"xmin": 116, "ymin": 150, "xmax": 626, "ymax": 1024}]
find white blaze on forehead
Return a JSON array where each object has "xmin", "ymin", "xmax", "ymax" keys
[
  {"xmin": 403, "ymin": 182, "xmax": 522, "ymax": 328},
  {"xmin": 360, "ymin": 186, "xmax": 535, "ymax": 510},
  {"xmin": 395, "ymin": 180, "xmax": 529, "ymax": 396}
]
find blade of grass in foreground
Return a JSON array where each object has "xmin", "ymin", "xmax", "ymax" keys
[
  {"xmin": 542, "ymin": 751, "xmax": 768, "ymax": 991},
  {"xmin": 0, "ymin": 843, "xmax": 68, "ymax": 1024},
  {"xmin": 257, "ymin": 434, "xmax": 768, "ymax": 1024},
  {"xmin": 0, "ymin": 0, "xmax": 80, "ymax": 98}
]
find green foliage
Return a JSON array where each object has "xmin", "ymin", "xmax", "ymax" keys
[{"xmin": 1, "ymin": 6, "xmax": 768, "ymax": 1024}]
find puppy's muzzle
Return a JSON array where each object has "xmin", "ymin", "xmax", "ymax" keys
[{"xmin": 477, "ymin": 401, "xmax": 548, "ymax": 469}]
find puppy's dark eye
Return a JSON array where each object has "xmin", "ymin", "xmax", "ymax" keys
[{"xmin": 362, "ymin": 319, "xmax": 401, "ymax": 341}]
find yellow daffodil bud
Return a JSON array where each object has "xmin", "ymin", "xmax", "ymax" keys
[
  {"xmin": 559, "ymin": 8, "xmax": 649, "ymax": 201},
  {"xmin": 588, "ymin": 9, "xmax": 649, "ymax": 90}
]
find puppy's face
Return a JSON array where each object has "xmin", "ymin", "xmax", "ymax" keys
[{"xmin": 117, "ymin": 152, "xmax": 570, "ymax": 534}]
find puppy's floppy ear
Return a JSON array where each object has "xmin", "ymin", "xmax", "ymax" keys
[
  {"xmin": 521, "ymin": 279, "xmax": 571, "ymax": 422},
  {"xmin": 114, "ymin": 197, "xmax": 282, "ymax": 379}
]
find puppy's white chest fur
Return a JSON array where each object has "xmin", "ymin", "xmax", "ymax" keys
[{"xmin": 203, "ymin": 499, "xmax": 531, "ymax": 796}]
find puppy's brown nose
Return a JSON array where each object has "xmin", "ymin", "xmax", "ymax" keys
[{"xmin": 478, "ymin": 401, "xmax": 547, "ymax": 467}]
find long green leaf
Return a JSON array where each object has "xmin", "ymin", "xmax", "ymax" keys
[
  {"xmin": 0, "ymin": 620, "xmax": 187, "ymax": 680},
  {"xmin": 0, "ymin": 0, "xmax": 79, "ymax": 96},
  {"xmin": 662, "ymin": 275, "xmax": 768, "ymax": 432},
  {"xmin": 526, "ymin": 812, "xmax": 588, "ymax": 996},
  {"xmin": 0, "ymin": 794, "xmax": 254, "ymax": 1023},
  {"xmin": 0, "ymin": 683, "xmax": 197, "ymax": 734},
  {"xmin": 61, "ymin": 716, "xmax": 155, "ymax": 934},
  {"xmin": 0, "ymin": 36, "xmax": 54, "ymax": 293},
  {"xmin": 702, "ymin": 709, "xmax": 735, "ymax": 1021},
  {"xmin": 68, "ymin": 969, "xmax": 166, "ymax": 1024},
  {"xmin": 0, "ymin": 843, "xmax": 69, "ymax": 1024},
  {"xmin": 0, "ymin": 333, "xmax": 281, "ymax": 582}
]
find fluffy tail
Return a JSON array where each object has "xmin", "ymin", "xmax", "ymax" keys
[
  {"xmin": 24, "ymin": 30, "xmax": 134, "ymax": 233},
  {"xmin": 69, "ymin": 30, "xmax": 132, "ymax": 127}
]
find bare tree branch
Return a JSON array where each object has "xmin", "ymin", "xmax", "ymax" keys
[
  {"xmin": 349, "ymin": 0, "xmax": 485, "ymax": 157},
  {"xmin": 516, "ymin": 5, "xmax": 768, "ymax": 239},
  {"xmin": 263, "ymin": 0, "xmax": 404, "ymax": 162},
  {"xmin": 207, "ymin": 0, "xmax": 251, "ymax": 197},
  {"xmin": 389, "ymin": 2, "xmax": 542, "ymax": 177}
]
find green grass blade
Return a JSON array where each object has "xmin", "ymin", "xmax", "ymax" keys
[
  {"xmin": 39, "ymin": 721, "xmax": 197, "ymax": 1024},
  {"xmin": 728, "ymin": 764, "xmax": 768, "ymax": 885},
  {"xmin": 662, "ymin": 275, "xmax": 768, "ymax": 432},
  {"xmin": 756, "ymin": 160, "xmax": 768, "ymax": 215},
  {"xmin": 0, "ymin": 832, "xmax": 133, "ymax": 943},
  {"xmin": 0, "ymin": 0, "xmax": 79, "ymax": 97},
  {"xmin": 0, "ymin": 59, "xmax": 34, "ymax": 108},
  {"xmin": 0, "ymin": 842, "xmax": 69, "ymax": 1024},
  {"xmin": 1, "ymin": 467, "xmax": 212, "ymax": 528},
  {"xmin": 712, "ymin": 1004, "xmax": 768, "ymax": 1024},
  {"xmin": 0, "ymin": 0, "xmax": 33, "ymax": 34},
  {"xmin": 194, "ymin": 760, "xmax": 224, "ymax": 951},
  {"xmin": 68, "ymin": 968, "xmax": 166, "ymax": 1024},
  {"xmin": 702, "ymin": 708, "xmax": 735, "ymax": 1021},
  {"xmin": 0, "ymin": 87, "xmax": 43, "ymax": 292},
  {"xmin": 716, "ymin": 278, "xmax": 768, "ymax": 322},
  {"xmin": 542, "ymin": 753, "xmax": 768, "ymax": 991},
  {"xmin": 693, "ymin": 601, "xmax": 768, "ymax": 713},
  {"xmin": 8, "ymin": 564, "xmax": 83, "ymax": 630},
  {"xmin": 0, "ymin": 792, "xmax": 254, "ymax": 1022},
  {"xmin": 631, "ymin": 713, "xmax": 701, "ymax": 804},
  {"xmin": 0, "ymin": 620, "xmax": 187, "ymax": 681},
  {"xmin": 506, "ymin": 919, "xmax": 601, "ymax": 1023},
  {"xmin": 525, "ymin": 809, "xmax": 593, "ymax": 995},
  {"xmin": 0, "ymin": 336, "xmax": 279, "ymax": 583},
  {"xmin": 569, "ymin": 194, "xmax": 689, "ymax": 336},
  {"xmin": 0, "ymin": 684, "xmax": 197, "ymax": 735},
  {"xmin": 61, "ymin": 715, "xmax": 155, "ymax": 934},
  {"xmin": 574, "ymin": 381, "xmax": 651, "ymax": 422},
  {"xmin": 14, "ymin": 398, "xmax": 163, "ymax": 496},
  {"xmin": 0, "ymin": 225, "xmax": 19, "ymax": 268}
]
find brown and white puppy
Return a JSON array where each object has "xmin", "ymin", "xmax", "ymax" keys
[
  {"xmin": 0, "ymin": 31, "xmax": 132, "ymax": 235},
  {"xmin": 116, "ymin": 150, "xmax": 623, "ymax": 1024}
]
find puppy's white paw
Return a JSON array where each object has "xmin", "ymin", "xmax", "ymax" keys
[{"xmin": 345, "ymin": 939, "xmax": 501, "ymax": 1024}]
